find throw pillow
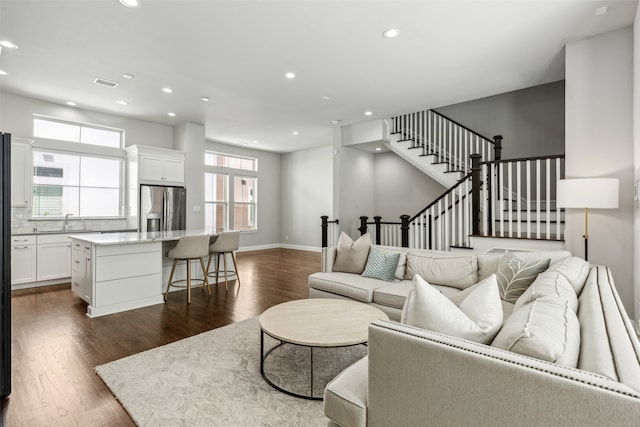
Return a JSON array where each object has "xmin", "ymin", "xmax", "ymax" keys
[
  {"xmin": 496, "ymin": 251, "xmax": 550, "ymax": 303},
  {"xmin": 332, "ymin": 232, "xmax": 371, "ymax": 274},
  {"xmin": 362, "ymin": 247, "xmax": 401, "ymax": 282},
  {"xmin": 491, "ymin": 297, "xmax": 580, "ymax": 368},
  {"xmin": 546, "ymin": 256, "xmax": 590, "ymax": 294},
  {"xmin": 400, "ymin": 274, "xmax": 503, "ymax": 344}
]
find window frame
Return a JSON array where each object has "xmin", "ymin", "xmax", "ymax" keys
[
  {"xmin": 33, "ymin": 114, "xmax": 124, "ymax": 149},
  {"xmin": 204, "ymin": 172, "xmax": 229, "ymax": 232}
]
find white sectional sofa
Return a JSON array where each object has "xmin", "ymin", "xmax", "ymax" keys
[{"xmin": 309, "ymin": 245, "xmax": 640, "ymax": 427}]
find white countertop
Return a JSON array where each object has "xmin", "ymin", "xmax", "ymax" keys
[{"xmin": 68, "ymin": 229, "xmax": 219, "ymax": 245}]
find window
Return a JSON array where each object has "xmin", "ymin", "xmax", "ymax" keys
[
  {"xmin": 204, "ymin": 173, "xmax": 228, "ymax": 232},
  {"xmin": 32, "ymin": 150, "xmax": 122, "ymax": 217},
  {"xmin": 233, "ymin": 176, "xmax": 257, "ymax": 231},
  {"xmin": 34, "ymin": 116, "xmax": 123, "ymax": 148},
  {"xmin": 204, "ymin": 151, "xmax": 258, "ymax": 232},
  {"xmin": 205, "ymin": 152, "xmax": 257, "ymax": 172}
]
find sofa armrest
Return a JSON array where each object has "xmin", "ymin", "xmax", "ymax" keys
[
  {"xmin": 322, "ymin": 247, "xmax": 337, "ymax": 272},
  {"xmin": 368, "ymin": 320, "xmax": 640, "ymax": 427}
]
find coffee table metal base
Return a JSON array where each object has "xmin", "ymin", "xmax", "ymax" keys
[{"xmin": 260, "ymin": 328, "xmax": 361, "ymax": 400}]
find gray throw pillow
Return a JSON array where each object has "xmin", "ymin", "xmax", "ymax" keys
[
  {"xmin": 496, "ymin": 251, "xmax": 550, "ymax": 303},
  {"xmin": 332, "ymin": 232, "xmax": 371, "ymax": 274},
  {"xmin": 362, "ymin": 247, "xmax": 401, "ymax": 281}
]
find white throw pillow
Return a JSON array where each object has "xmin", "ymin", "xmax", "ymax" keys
[{"xmin": 401, "ymin": 274, "xmax": 503, "ymax": 344}]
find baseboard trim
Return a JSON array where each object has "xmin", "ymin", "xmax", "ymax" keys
[
  {"xmin": 237, "ymin": 243, "xmax": 322, "ymax": 253},
  {"xmin": 280, "ymin": 244, "xmax": 321, "ymax": 253}
]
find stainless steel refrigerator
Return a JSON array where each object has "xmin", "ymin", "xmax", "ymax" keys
[{"xmin": 139, "ymin": 185, "xmax": 187, "ymax": 232}]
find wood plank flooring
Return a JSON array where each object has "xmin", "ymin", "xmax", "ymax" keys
[{"xmin": 0, "ymin": 248, "xmax": 320, "ymax": 427}]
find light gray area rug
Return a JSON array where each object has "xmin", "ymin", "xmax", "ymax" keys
[{"xmin": 96, "ymin": 317, "xmax": 367, "ymax": 426}]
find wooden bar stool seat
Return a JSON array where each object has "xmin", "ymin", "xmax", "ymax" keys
[{"xmin": 164, "ymin": 235, "xmax": 212, "ymax": 303}]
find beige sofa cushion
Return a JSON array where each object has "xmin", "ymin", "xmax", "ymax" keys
[
  {"xmin": 324, "ymin": 356, "xmax": 368, "ymax": 427},
  {"xmin": 373, "ymin": 281, "xmax": 457, "ymax": 310},
  {"xmin": 514, "ymin": 271, "xmax": 578, "ymax": 313},
  {"xmin": 401, "ymin": 274, "xmax": 503, "ymax": 344},
  {"xmin": 333, "ymin": 232, "xmax": 371, "ymax": 274},
  {"xmin": 405, "ymin": 251, "xmax": 477, "ymax": 289},
  {"xmin": 492, "ymin": 297, "xmax": 580, "ymax": 367},
  {"xmin": 308, "ymin": 272, "xmax": 387, "ymax": 303},
  {"xmin": 547, "ymin": 256, "xmax": 590, "ymax": 294}
]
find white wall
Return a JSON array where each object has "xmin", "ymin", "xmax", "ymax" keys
[
  {"xmin": 634, "ymin": 7, "xmax": 640, "ymax": 327},
  {"xmin": 174, "ymin": 122, "xmax": 205, "ymax": 229},
  {"xmin": 280, "ymin": 145, "xmax": 333, "ymax": 250},
  {"xmin": 373, "ymin": 152, "xmax": 445, "ymax": 219},
  {"xmin": 205, "ymin": 141, "xmax": 281, "ymax": 249},
  {"xmin": 565, "ymin": 27, "xmax": 634, "ymax": 315},
  {"xmin": 0, "ymin": 92, "xmax": 173, "ymax": 148},
  {"xmin": 336, "ymin": 146, "xmax": 375, "ymax": 237},
  {"xmin": 436, "ymin": 81, "xmax": 565, "ymax": 159}
]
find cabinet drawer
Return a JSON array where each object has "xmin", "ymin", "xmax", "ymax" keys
[
  {"xmin": 95, "ymin": 274, "xmax": 162, "ymax": 306},
  {"xmin": 11, "ymin": 235, "xmax": 36, "ymax": 245},
  {"xmin": 72, "ymin": 249, "xmax": 86, "ymax": 274},
  {"xmin": 95, "ymin": 251, "xmax": 160, "ymax": 282},
  {"xmin": 37, "ymin": 234, "xmax": 71, "ymax": 244}
]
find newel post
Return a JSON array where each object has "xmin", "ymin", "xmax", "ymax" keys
[
  {"xmin": 400, "ymin": 214, "xmax": 410, "ymax": 248},
  {"xmin": 321, "ymin": 215, "xmax": 329, "ymax": 248},
  {"xmin": 471, "ymin": 154, "xmax": 481, "ymax": 235},
  {"xmin": 493, "ymin": 135, "xmax": 503, "ymax": 161},
  {"xmin": 373, "ymin": 216, "xmax": 382, "ymax": 245},
  {"xmin": 358, "ymin": 216, "xmax": 368, "ymax": 236}
]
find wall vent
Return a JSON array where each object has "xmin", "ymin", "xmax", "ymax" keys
[{"xmin": 93, "ymin": 77, "xmax": 118, "ymax": 88}]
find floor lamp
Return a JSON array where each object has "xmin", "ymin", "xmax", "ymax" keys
[{"xmin": 557, "ymin": 178, "xmax": 619, "ymax": 261}]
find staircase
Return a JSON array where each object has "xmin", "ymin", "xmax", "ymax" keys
[{"xmin": 321, "ymin": 109, "xmax": 565, "ymax": 251}]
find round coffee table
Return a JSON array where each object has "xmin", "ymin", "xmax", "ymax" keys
[{"xmin": 259, "ymin": 298, "xmax": 388, "ymax": 400}]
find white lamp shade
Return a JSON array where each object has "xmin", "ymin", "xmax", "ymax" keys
[{"xmin": 557, "ymin": 178, "xmax": 619, "ymax": 209}]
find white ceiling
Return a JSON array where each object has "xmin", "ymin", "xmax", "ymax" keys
[{"xmin": 0, "ymin": 0, "xmax": 636, "ymax": 153}]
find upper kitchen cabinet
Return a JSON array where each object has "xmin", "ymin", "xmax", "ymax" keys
[
  {"xmin": 11, "ymin": 138, "xmax": 33, "ymax": 207},
  {"xmin": 126, "ymin": 145, "xmax": 185, "ymax": 186}
]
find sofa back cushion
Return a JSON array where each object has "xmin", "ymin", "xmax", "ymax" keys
[
  {"xmin": 546, "ymin": 256, "xmax": 590, "ymax": 294},
  {"xmin": 405, "ymin": 251, "xmax": 477, "ymax": 289},
  {"xmin": 491, "ymin": 297, "xmax": 580, "ymax": 367},
  {"xmin": 514, "ymin": 271, "xmax": 578, "ymax": 313},
  {"xmin": 577, "ymin": 266, "xmax": 640, "ymax": 392}
]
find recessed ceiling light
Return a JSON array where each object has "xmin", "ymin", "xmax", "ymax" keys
[
  {"xmin": 120, "ymin": 0, "xmax": 140, "ymax": 8},
  {"xmin": 330, "ymin": 120, "xmax": 341, "ymax": 125},
  {"xmin": 375, "ymin": 147, "xmax": 382, "ymax": 151},
  {"xmin": 285, "ymin": 72, "xmax": 296, "ymax": 79},
  {"xmin": 167, "ymin": 112, "xmax": 176, "ymax": 117},
  {"xmin": 162, "ymin": 87, "xmax": 173, "ymax": 93},
  {"xmin": 322, "ymin": 96, "xmax": 331, "ymax": 100},
  {"xmin": 201, "ymin": 96, "xmax": 210, "ymax": 102},
  {"xmin": 65, "ymin": 101, "xmax": 77, "ymax": 106},
  {"xmin": 382, "ymin": 28, "xmax": 400, "ymax": 38},
  {"xmin": 364, "ymin": 111, "xmax": 373, "ymax": 116},
  {"xmin": 253, "ymin": 140, "xmax": 260, "ymax": 144},
  {"xmin": 116, "ymin": 100, "xmax": 129, "ymax": 105},
  {"xmin": 292, "ymin": 131, "xmax": 299, "ymax": 135},
  {"xmin": 0, "ymin": 40, "xmax": 18, "ymax": 49},
  {"xmin": 0, "ymin": 70, "xmax": 8, "ymax": 76},
  {"xmin": 595, "ymin": 6, "xmax": 608, "ymax": 16},
  {"xmin": 122, "ymin": 73, "xmax": 134, "ymax": 79}
]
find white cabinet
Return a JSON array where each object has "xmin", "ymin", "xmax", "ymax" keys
[
  {"xmin": 128, "ymin": 145, "xmax": 185, "ymax": 186},
  {"xmin": 11, "ymin": 236, "xmax": 37, "ymax": 284},
  {"xmin": 36, "ymin": 234, "xmax": 71, "ymax": 281},
  {"xmin": 11, "ymin": 139, "xmax": 32, "ymax": 207},
  {"xmin": 71, "ymin": 240, "xmax": 92, "ymax": 303}
]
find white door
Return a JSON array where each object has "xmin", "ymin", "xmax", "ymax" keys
[
  {"xmin": 11, "ymin": 142, "xmax": 31, "ymax": 207},
  {"xmin": 140, "ymin": 156, "xmax": 165, "ymax": 182},
  {"xmin": 163, "ymin": 159, "xmax": 184, "ymax": 184},
  {"xmin": 37, "ymin": 243, "xmax": 72, "ymax": 281},
  {"xmin": 11, "ymin": 245, "xmax": 37, "ymax": 284}
]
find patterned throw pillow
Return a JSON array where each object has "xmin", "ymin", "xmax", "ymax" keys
[
  {"xmin": 361, "ymin": 247, "xmax": 401, "ymax": 281},
  {"xmin": 496, "ymin": 251, "xmax": 550, "ymax": 303}
]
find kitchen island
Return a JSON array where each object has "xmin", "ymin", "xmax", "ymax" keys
[{"xmin": 69, "ymin": 230, "xmax": 220, "ymax": 318}]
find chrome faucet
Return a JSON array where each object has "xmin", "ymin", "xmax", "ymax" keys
[{"xmin": 63, "ymin": 214, "xmax": 73, "ymax": 231}]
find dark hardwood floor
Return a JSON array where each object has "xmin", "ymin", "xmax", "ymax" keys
[{"xmin": 0, "ymin": 248, "xmax": 320, "ymax": 427}]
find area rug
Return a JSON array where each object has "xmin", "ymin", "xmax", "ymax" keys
[{"xmin": 96, "ymin": 317, "xmax": 367, "ymax": 426}]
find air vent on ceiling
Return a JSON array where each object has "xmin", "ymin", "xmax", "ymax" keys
[{"xmin": 93, "ymin": 77, "xmax": 118, "ymax": 88}]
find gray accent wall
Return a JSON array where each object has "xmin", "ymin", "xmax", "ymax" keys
[
  {"xmin": 634, "ymin": 5, "xmax": 640, "ymax": 330},
  {"xmin": 373, "ymin": 152, "xmax": 445, "ymax": 220},
  {"xmin": 436, "ymin": 80, "xmax": 565, "ymax": 159},
  {"xmin": 280, "ymin": 145, "xmax": 333, "ymax": 249},
  {"xmin": 565, "ymin": 27, "xmax": 634, "ymax": 316}
]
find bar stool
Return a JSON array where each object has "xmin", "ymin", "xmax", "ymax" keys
[
  {"xmin": 206, "ymin": 231, "xmax": 241, "ymax": 291},
  {"xmin": 164, "ymin": 235, "xmax": 212, "ymax": 303}
]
